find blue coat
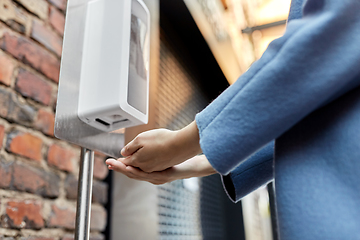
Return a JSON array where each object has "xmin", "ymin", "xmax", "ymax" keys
[{"xmin": 195, "ymin": 0, "xmax": 360, "ymax": 239}]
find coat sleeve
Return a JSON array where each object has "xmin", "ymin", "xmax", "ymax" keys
[
  {"xmin": 195, "ymin": 0, "xmax": 360, "ymax": 175},
  {"xmin": 221, "ymin": 141, "xmax": 274, "ymax": 203}
]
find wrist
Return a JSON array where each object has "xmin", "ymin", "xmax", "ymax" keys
[
  {"xmin": 175, "ymin": 155, "xmax": 217, "ymax": 180},
  {"xmin": 197, "ymin": 155, "xmax": 217, "ymax": 176},
  {"xmin": 175, "ymin": 121, "xmax": 202, "ymax": 157}
]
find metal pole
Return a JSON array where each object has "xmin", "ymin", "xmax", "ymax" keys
[{"xmin": 75, "ymin": 148, "xmax": 94, "ymax": 240}]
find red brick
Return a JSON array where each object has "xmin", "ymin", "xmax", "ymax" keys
[
  {"xmin": 0, "ymin": 237, "xmax": 15, "ymax": 240},
  {"xmin": 0, "ymin": 156, "xmax": 12, "ymax": 189},
  {"xmin": 92, "ymin": 180, "xmax": 108, "ymax": 205},
  {"xmin": 15, "ymin": 0, "xmax": 48, "ymax": 20},
  {"xmin": 31, "ymin": 20, "xmax": 62, "ymax": 57},
  {"xmin": 0, "ymin": 31, "xmax": 60, "ymax": 82},
  {"xmin": 61, "ymin": 234, "xmax": 74, "ymax": 240},
  {"xmin": 93, "ymin": 155, "xmax": 108, "ymax": 180},
  {"xmin": 49, "ymin": 6, "xmax": 65, "ymax": 36},
  {"xmin": 7, "ymin": 98, "xmax": 36, "ymax": 125},
  {"xmin": 12, "ymin": 163, "xmax": 60, "ymax": 198},
  {"xmin": 47, "ymin": 144, "xmax": 75, "ymax": 172},
  {"xmin": 20, "ymin": 238, "xmax": 55, "ymax": 240},
  {"xmin": 0, "ymin": 52, "xmax": 15, "ymax": 86},
  {"xmin": 48, "ymin": 0, "xmax": 67, "ymax": 11},
  {"xmin": 35, "ymin": 109, "xmax": 55, "ymax": 136},
  {"xmin": 15, "ymin": 68, "xmax": 52, "ymax": 105},
  {"xmin": 0, "ymin": 124, "xmax": 4, "ymax": 148},
  {"xmin": 4, "ymin": 200, "xmax": 44, "ymax": 229},
  {"xmin": 0, "ymin": 88, "xmax": 36, "ymax": 125},
  {"xmin": 0, "ymin": 87, "xmax": 10, "ymax": 117},
  {"xmin": 48, "ymin": 204, "xmax": 76, "ymax": 229},
  {"xmin": 64, "ymin": 174, "xmax": 77, "ymax": 200},
  {"xmin": 6, "ymin": 131, "xmax": 42, "ymax": 161},
  {"xmin": 90, "ymin": 205, "xmax": 107, "ymax": 231},
  {"xmin": 0, "ymin": 0, "xmax": 30, "ymax": 34}
]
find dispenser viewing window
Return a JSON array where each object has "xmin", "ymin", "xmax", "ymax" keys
[
  {"xmin": 128, "ymin": 6, "xmax": 149, "ymax": 115},
  {"xmin": 77, "ymin": 0, "xmax": 150, "ymax": 132}
]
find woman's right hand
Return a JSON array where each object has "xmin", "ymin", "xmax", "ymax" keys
[{"xmin": 119, "ymin": 121, "xmax": 202, "ymax": 173}]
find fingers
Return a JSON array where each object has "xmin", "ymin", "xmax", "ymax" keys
[
  {"xmin": 119, "ymin": 129, "xmax": 192, "ymax": 173},
  {"xmin": 121, "ymin": 137, "xmax": 142, "ymax": 157},
  {"xmin": 120, "ymin": 155, "xmax": 135, "ymax": 167},
  {"xmin": 120, "ymin": 152, "xmax": 157, "ymax": 173},
  {"xmin": 106, "ymin": 158, "xmax": 128, "ymax": 172},
  {"xmin": 106, "ymin": 158, "xmax": 143, "ymax": 179},
  {"xmin": 106, "ymin": 158, "xmax": 172, "ymax": 185},
  {"xmin": 120, "ymin": 152, "xmax": 143, "ymax": 169}
]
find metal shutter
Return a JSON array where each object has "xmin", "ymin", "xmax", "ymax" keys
[{"xmin": 156, "ymin": 30, "xmax": 239, "ymax": 240}]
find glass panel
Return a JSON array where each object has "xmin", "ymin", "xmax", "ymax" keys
[{"xmin": 127, "ymin": 3, "xmax": 149, "ymax": 114}]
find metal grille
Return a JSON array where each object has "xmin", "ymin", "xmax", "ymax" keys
[
  {"xmin": 156, "ymin": 31, "xmax": 208, "ymax": 130},
  {"xmin": 156, "ymin": 30, "xmax": 237, "ymax": 240},
  {"xmin": 200, "ymin": 175, "xmax": 228, "ymax": 239},
  {"xmin": 157, "ymin": 30, "xmax": 206, "ymax": 239},
  {"xmin": 158, "ymin": 181, "xmax": 202, "ymax": 240}
]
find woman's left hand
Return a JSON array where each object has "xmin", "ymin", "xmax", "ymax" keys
[{"xmin": 106, "ymin": 155, "xmax": 217, "ymax": 185}]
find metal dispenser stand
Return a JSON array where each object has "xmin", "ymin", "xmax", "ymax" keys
[{"xmin": 75, "ymin": 149, "xmax": 94, "ymax": 240}]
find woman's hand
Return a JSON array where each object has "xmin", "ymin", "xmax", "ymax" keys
[
  {"xmin": 106, "ymin": 155, "xmax": 217, "ymax": 185},
  {"xmin": 119, "ymin": 121, "xmax": 202, "ymax": 173}
]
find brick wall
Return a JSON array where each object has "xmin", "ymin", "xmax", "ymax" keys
[{"xmin": 0, "ymin": 0, "xmax": 109, "ymax": 239}]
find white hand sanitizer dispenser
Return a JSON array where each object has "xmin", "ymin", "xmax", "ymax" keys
[{"xmin": 77, "ymin": 0, "xmax": 150, "ymax": 132}]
